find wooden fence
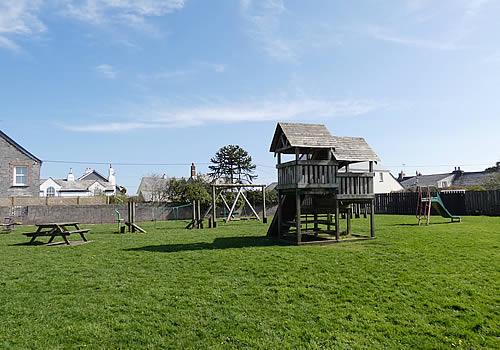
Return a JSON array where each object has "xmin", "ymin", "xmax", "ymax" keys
[{"xmin": 375, "ymin": 190, "xmax": 500, "ymax": 216}]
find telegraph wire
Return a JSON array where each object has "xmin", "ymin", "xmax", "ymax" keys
[{"xmin": 42, "ymin": 159, "xmax": 493, "ymax": 169}]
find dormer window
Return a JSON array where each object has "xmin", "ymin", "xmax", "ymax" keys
[
  {"xmin": 46, "ymin": 187, "xmax": 55, "ymax": 197},
  {"xmin": 13, "ymin": 166, "xmax": 28, "ymax": 186}
]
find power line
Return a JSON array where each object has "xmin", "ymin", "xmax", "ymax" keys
[
  {"xmin": 43, "ymin": 160, "xmax": 211, "ymax": 166},
  {"xmin": 42, "ymin": 159, "xmax": 493, "ymax": 169}
]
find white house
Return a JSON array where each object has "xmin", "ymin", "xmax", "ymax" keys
[
  {"xmin": 40, "ymin": 165, "xmax": 118, "ymax": 197},
  {"xmin": 341, "ymin": 162, "xmax": 404, "ymax": 194}
]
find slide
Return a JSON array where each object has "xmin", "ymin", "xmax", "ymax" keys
[{"xmin": 430, "ymin": 194, "xmax": 461, "ymax": 223}]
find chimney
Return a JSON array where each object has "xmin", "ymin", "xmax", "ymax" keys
[
  {"xmin": 108, "ymin": 164, "xmax": 116, "ymax": 188},
  {"xmin": 452, "ymin": 166, "xmax": 464, "ymax": 177},
  {"xmin": 67, "ymin": 168, "xmax": 75, "ymax": 182},
  {"xmin": 191, "ymin": 163, "xmax": 196, "ymax": 178},
  {"xmin": 397, "ymin": 170, "xmax": 405, "ymax": 182}
]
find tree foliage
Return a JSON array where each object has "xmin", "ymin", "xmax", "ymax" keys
[
  {"xmin": 482, "ymin": 173, "xmax": 500, "ymax": 190},
  {"xmin": 209, "ymin": 145, "xmax": 257, "ymax": 184},
  {"xmin": 185, "ymin": 178, "xmax": 210, "ymax": 204}
]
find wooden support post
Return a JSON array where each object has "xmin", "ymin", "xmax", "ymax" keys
[
  {"xmin": 226, "ymin": 188, "xmax": 242, "ymax": 222},
  {"xmin": 296, "ymin": 190, "xmax": 301, "ymax": 244},
  {"xmin": 327, "ymin": 213, "xmax": 331, "ymax": 232},
  {"xmin": 262, "ymin": 185, "xmax": 267, "ymax": 224},
  {"xmin": 346, "ymin": 205, "xmax": 351, "ymax": 235},
  {"xmin": 192, "ymin": 201, "xmax": 196, "ymax": 227},
  {"xmin": 277, "ymin": 192, "xmax": 282, "ymax": 239},
  {"xmin": 313, "ymin": 210, "xmax": 318, "ymax": 238},
  {"xmin": 127, "ymin": 200, "xmax": 132, "ymax": 232},
  {"xmin": 212, "ymin": 185, "xmax": 217, "ymax": 228},
  {"xmin": 335, "ymin": 201, "xmax": 340, "ymax": 241},
  {"xmin": 197, "ymin": 200, "xmax": 202, "ymax": 229},
  {"xmin": 370, "ymin": 200, "xmax": 375, "ymax": 238}
]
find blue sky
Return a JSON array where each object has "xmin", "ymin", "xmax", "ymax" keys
[{"xmin": 1, "ymin": 0, "xmax": 499, "ymax": 193}]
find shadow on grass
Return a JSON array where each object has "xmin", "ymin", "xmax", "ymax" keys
[
  {"xmin": 126, "ymin": 236, "xmax": 289, "ymax": 253},
  {"xmin": 391, "ymin": 222, "xmax": 456, "ymax": 227},
  {"xmin": 11, "ymin": 241, "xmax": 47, "ymax": 246}
]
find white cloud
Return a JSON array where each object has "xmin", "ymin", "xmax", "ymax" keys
[
  {"xmin": 0, "ymin": 0, "xmax": 45, "ymax": 51},
  {"xmin": 464, "ymin": 0, "xmax": 492, "ymax": 16},
  {"xmin": 62, "ymin": 96, "xmax": 385, "ymax": 132},
  {"xmin": 96, "ymin": 64, "xmax": 117, "ymax": 79},
  {"xmin": 240, "ymin": 0, "xmax": 298, "ymax": 62},
  {"xmin": 240, "ymin": 0, "xmax": 341, "ymax": 62},
  {"xmin": 0, "ymin": 36, "xmax": 20, "ymax": 51},
  {"xmin": 197, "ymin": 62, "xmax": 226, "ymax": 73},
  {"xmin": 481, "ymin": 51, "xmax": 500, "ymax": 64},
  {"xmin": 61, "ymin": 0, "xmax": 186, "ymax": 25},
  {"xmin": 367, "ymin": 26, "xmax": 465, "ymax": 50}
]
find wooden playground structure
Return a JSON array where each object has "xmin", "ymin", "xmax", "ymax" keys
[
  {"xmin": 187, "ymin": 184, "xmax": 267, "ymax": 229},
  {"xmin": 123, "ymin": 199, "xmax": 147, "ymax": 233},
  {"xmin": 267, "ymin": 122, "xmax": 380, "ymax": 245},
  {"xmin": 416, "ymin": 186, "xmax": 461, "ymax": 225}
]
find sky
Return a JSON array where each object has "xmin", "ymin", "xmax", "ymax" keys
[{"xmin": 1, "ymin": 0, "xmax": 499, "ymax": 194}]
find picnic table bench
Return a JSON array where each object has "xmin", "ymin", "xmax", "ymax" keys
[
  {"xmin": 23, "ymin": 222, "xmax": 90, "ymax": 245},
  {"xmin": 1, "ymin": 217, "xmax": 21, "ymax": 233}
]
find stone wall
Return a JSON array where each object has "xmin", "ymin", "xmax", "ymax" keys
[
  {"xmin": 1, "ymin": 203, "xmax": 194, "ymax": 225},
  {"xmin": 1, "ymin": 203, "xmax": 277, "ymax": 225},
  {"xmin": 0, "ymin": 136, "xmax": 41, "ymax": 197},
  {"xmin": 0, "ymin": 196, "xmax": 109, "ymax": 207}
]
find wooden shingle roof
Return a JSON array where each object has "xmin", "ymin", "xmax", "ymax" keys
[
  {"xmin": 270, "ymin": 123, "xmax": 337, "ymax": 152},
  {"xmin": 269, "ymin": 122, "xmax": 379, "ymax": 162},
  {"xmin": 331, "ymin": 136, "xmax": 380, "ymax": 162}
]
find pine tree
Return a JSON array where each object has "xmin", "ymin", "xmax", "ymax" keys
[{"xmin": 209, "ymin": 145, "xmax": 257, "ymax": 184}]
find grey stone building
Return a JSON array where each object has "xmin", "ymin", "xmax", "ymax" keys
[{"xmin": 0, "ymin": 130, "xmax": 42, "ymax": 197}]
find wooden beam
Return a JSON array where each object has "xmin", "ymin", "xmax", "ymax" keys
[
  {"xmin": 335, "ymin": 201, "xmax": 340, "ymax": 241},
  {"xmin": 262, "ymin": 185, "xmax": 267, "ymax": 223},
  {"xmin": 212, "ymin": 185, "xmax": 217, "ymax": 228},
  {"xmin": 346, "ymin": 205, "xmax": 351, "ymax": 235},
  {"xmin": 240, "ymin": 190, "xmax": 261, "ymax": 221},
  {"xmin": 296, "ymin": 189, "xmax": 301, "ymax": 244},
  {"xmin": 226, "ymin": 188, "xmax": 242, "ymax": 222},
  {"xmin": 277, "ymin": 192, "xmax": 282, "ymax": 239},
  {"xmin": 370, "ymin": 200, "xmax": 375, "ymax": 238}
]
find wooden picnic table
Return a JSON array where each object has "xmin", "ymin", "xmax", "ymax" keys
[{"xmin": 24, "ymin": 222, "xmax": 90, "ymax": 245}]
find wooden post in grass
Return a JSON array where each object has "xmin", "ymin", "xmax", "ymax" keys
[
  {"xmin": 296, "ymin": 189, "xmax": 301, "ymax": 244},
  {"xmin": 212, "ymin": 185, "xmax": 217, "ymax": 228},
  {"xmin": 346, "ymin": 205, "xmax": 352, "ymax": 236},
  {"xmin": 335, "ymin": 203, "xmax": 340, "ymax": 241},
  {"xmin": 262, "ymin": 185, "xmax": 267, "ymax": 224},
  {"xmin": 369, "ymin": 161, "xmax": 375, "ymax": 238}
]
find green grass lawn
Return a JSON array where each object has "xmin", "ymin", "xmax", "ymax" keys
[{"xmin": 0, "ymin": 215, "xmax": 499, "ymax": 349}]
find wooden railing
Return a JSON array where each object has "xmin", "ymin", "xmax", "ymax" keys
[
  {"xmin": 277, "ymin": 160, "xmax": 338, "ymax": 190},
  {"xmin": 337, "ymin": 172, "xmax": 374, "ymax": 198}
]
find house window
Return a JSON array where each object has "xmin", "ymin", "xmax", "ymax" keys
[
  {"xmin": 379, "ymin": 172, "xmax": 384, "ymax": 182},
  {"xmin": 46, "ymin": 187, "xmax": 55, "ymax": 197},
  {"xmin": 13, "ymin": 166, "xmax": 28, "ymax": 186}
]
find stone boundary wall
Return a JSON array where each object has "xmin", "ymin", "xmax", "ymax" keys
[
  {"xmin": 0, "ymin": 204, "xmax": 193, "ymax": 225},
  {"xmin": 0, "ymin": 196, "xmax": 109, "ymax": 207},
  {"xmin": 0, "ymin": 204, "xmax": 278, "ymax": 225}
]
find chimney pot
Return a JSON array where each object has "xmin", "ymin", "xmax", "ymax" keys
[{"xmin": 191, "ymin": 163, "xmax": 196, "ymax": 178}]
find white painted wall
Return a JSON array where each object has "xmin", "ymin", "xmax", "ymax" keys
[
  {"xmin": 373, "ymin": 171, "xmax": 404, "ymax": 193},
  {"xmin": 39, "ymin": 178, "xmax": 61, "ymax": 197},
  {"xmin": 344, "ymin": 162, "xmax": 404, "ymax": 194}
]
